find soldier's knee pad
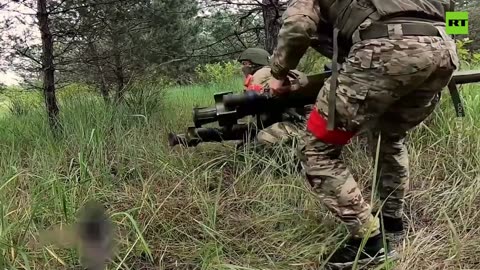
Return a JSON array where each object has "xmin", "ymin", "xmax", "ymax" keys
[
  {"xmin": 256, "ymin": 132, "xmax": 277, "ymax": 145},
  {"xmin": 256, "ymin": 122, "xmax": 297, "ymax": 145},
  {"xmin": 256, "ymin": 128, "xmax": 283, "ymax": 145},
  {"xmin": 306, "ymin": 107, "xmax": 355, "ymax": 145}
]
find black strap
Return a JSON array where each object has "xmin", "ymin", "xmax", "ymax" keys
[
  {"xmin": 328, "ymin": 28, "xmax": 340, "ymax": 131},
  {"xmin": 447, "ymin": 0, "xmax": 463, "ymax": 118},
  {"xmin": 447, "ymin": 80, "xmax": 465, "ymax": 117},
  {"xmin": 358, "ymin": 22, "xmax": 441, "ymax": 41}
]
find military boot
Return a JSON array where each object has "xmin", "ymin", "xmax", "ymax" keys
[
  {"xmin": 372, "ymin": 211, "xmax": 406, "ymax": 242},
  {"xmin": 382, "ymin": 215, "xmax": 405, "ymax": 243},
  {"xmin": 325, "ymin": 233, "xmax": 399, "ymax": 270}
]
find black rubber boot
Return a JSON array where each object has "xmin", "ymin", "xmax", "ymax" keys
[{"xmin": 326, "ymin": 233, "xmax": 399, "ymax": 269}]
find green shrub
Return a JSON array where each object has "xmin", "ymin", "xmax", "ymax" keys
[
  {"xmin": 2, "ymin": 87, "xmax": 43, "ymax": 116},
  {"xmin": 123, "ymin": 82, "xmax": 166, "ymax": 119},
  {"xmin": 195, "ymin": 61, "xmax": 241, "ymax": 84},
  {"xmin": 297, "ymin": 48, "xmax": 330, "ymax": 74},
  {"xmin": 57, "ymin": 83, "xmax": 97, "ymax": 102},
  {"xmin": 153, "ymin": 75, "xmax": 176, "ymax": 89},
  {"xmin": 456, "ymin": 38, "xmax": 480, "ymax": 69}
]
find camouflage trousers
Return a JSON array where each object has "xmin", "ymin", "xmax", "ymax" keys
[
  {"xmin": 256, "ymin": 121, "xmax": 306, "ymax": 145},
  {"xmin": 298, "ymin": 28, "xmax": 458, "ymax": 238}
]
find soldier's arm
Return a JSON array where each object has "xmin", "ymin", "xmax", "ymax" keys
[
  {"xmin": 249, "ymin": 67, "xmax": 302, "ymax": 93},
  {"xmin": 250, "ymin": 67, "xmax": 273, "ymax": 89},
  {"xmin": 270, "ymin": 0, "xmax": 321, "ymax": 80}
]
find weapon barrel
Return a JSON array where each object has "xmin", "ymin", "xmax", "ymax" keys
[
  {"xmin": 190, "ymin": 71, "xmax": 332, "ymax": 128},
  {"xmin": 192, "ymin": 91, "xmax": 316, "ymax": 127},
  {"xmin": 452, "ymin": 70, "xmax": 480, "ymax": 85},
  {"xmin": 193, "ymin": 107, "xmax": 218, "ymax": 127},
  {"xmin": 223, "ymin": 91, "xmax": 268, "ymax": 108}
]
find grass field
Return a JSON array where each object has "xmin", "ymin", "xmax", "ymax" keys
[{"xmin": 0, "ymin": 77, "xmax": 479, "ymax": 270}]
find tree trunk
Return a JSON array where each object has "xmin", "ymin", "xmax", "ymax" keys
[
  {"xmin": 113, "ymin": 51, "xmax": 125, "ymax": 103},
  {"xmin": 98, "ymin": 66, "xmax": 110, "ymax": 103},
  {"xmin": 88, "ymin": 42, "xmax": 110, "ymax": 102},
  {"xmin": 37, "ymin": 0, "xmax": 60, "ymax": 131},
  {"xmin": 262, "ymin": 0, "xmax": 282, "ymax": 54}
]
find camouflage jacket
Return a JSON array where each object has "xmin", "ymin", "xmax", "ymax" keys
[
  {"xmin": 244, "ymin": 66, "xmax": 308, "ymax": 93},
  {"xmin": 270, "ymin": 0, "xmax": 451, "ymax": 80}
]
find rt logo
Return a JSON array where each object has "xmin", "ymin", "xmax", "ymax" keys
[{"xmin": 446, "ymin": 11, "xmax": 469, "ymax": 35}]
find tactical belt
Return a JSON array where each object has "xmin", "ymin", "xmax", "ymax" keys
[{"xmin": 353, "ymin": 22, "xmax": 441, "ymax": 42}]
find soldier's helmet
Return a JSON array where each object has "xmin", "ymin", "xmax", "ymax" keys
[{"xmin": 237, "ymin": 48, "xmax": 271, "ymax": 66}]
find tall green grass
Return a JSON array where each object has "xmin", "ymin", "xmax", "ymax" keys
[{"xmin": 0, "ymin": 78, "xmax": 478, "ymax": 269}]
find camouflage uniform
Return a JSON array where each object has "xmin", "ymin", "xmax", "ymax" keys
[
  {"xmin": 245, "ymin": 66, "xmax": 310, "ymax": 146},
  {"xmin": 270, "ymin": 0, "xmax": 458, "ymax": 267},
  {"xmin": 238, "ymin": 48, "xmax": 312, "ymax": 147}
]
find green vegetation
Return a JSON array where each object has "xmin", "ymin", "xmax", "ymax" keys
[
  {"xmin": 2, "ymin": 0, "xmax": 479, "ymax": 267},
  {"xmin": 0, "ymin": 66, "xmax": 479, "ymax": 269}
]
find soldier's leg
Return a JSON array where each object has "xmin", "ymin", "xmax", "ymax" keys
[
  {"xmin": 255, "ymin": 121, "xmax": 306, "ymax": 173},
  {"xmin": 296, "ymin": 69, "xmax": 408, "ymax": 268},
  {"xmin": 298, "ymin": 72, "xmax": 406, "ymax": 240},
  {"xmin": 299, "ymin": 131, "xmax": 380, "ymax": 237},
  {"xmin": 256, "ymin": 121, "xmax": 304, "ymax": 145},
  {"xmin": 371, "ymin": 88, "xmax": 445, "ymax": 240},
  {"xmin": 367, "ymin": 127, "xmax": 409, "ymax": 242}
]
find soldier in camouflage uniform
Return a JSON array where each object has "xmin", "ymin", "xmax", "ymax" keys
[
  {"xmin": 237, "ymin": 47, "xmax": 310, "ymax": 146},
  {"xmin": 267, "ymin": 0, "xmax": 459, "ymax": 268}
]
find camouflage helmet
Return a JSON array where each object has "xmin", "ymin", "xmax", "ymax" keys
[{"xmin": 237, "ymin": 48, "xmax": 271, "ymax": 66}]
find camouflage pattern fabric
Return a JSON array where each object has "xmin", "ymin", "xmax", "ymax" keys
[
  {"xmin": 245, "ymin": 66, "xmax": 309, "ymax": 146},
  {"xmin": 256, "ymin": 121, "xmax": 306, "ymax": 145},
  {"xmin": 295, "ymin": 22, "xmax": 459, "ymax": 238},
  {"xmin": 270, "ymin": 0, "xmax": 451, "ymax": 79},
  {"xmin": 247, "ymin": 66, "xmax": 309, "ymax": 93}
]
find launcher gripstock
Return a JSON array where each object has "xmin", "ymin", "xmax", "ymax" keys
[{"xmin": 168, "ymin": 69, "xmax": 480, "ymax": 147}]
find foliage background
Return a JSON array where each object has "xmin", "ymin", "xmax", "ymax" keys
[{"xmin": 0, "ymin": 0, "xmax": 479, "ymax": 269}]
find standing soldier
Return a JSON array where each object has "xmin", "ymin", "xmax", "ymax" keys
[{"xmin": 267, "ymin": 0, "xmax": 459, "ymax": 268}]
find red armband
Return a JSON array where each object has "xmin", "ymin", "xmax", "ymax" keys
[
  {"xmin": 306, "ymin": 107, "xmax": 355, "ymax": 145},
  {"xmin": 243, "ymin": 75, "xmax": 264, "ymax": 93},
  {"xmin": 244, "ymin": 75, "xmax": 253, "ymax": 89},
  {"xmin": 247, "ymin": 84, "xmax": 263, "ymax": 92}
]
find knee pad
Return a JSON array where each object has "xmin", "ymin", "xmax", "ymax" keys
[
  {"xmin": 256, "ymin": 130, "xmax": 278, "ymax": 145},
  {"xmin": 306, "ymin": 107, "xmax": 355, "ymax": 145}
]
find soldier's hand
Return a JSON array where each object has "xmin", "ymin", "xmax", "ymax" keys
[{"xmin": 269, "ymin": 78, "xmax": 288, "ymax": 95}]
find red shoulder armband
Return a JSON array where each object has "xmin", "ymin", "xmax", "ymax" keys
[
  {"xmin": 247, "ymin": 84, "xmax": 264, "ymax": 92},
  {"xmin": 244, "ymin": 75, "xmax": 264, "ymax": 92},
  {"xmin": 244, "ymin": 75, "xmax": 253, "ymax": 89}
]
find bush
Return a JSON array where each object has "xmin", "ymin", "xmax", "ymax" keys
[
  {"xmin": 297, "ymin": 48, "xmax": 330, "ymax": 74},
  {"xmin": 456, "ymin": 38, "xmax": 480, "ymax": 69},
  {"xmin": 123, "ymin": 81, "xmax": 166, "ymax": 119},
  {"xmin": 195, "ymin": 61, "xmax": 241, "ymax": 84},
  {"xmin": 57, "ymin": 83, "xmax": 97, "ymax": 102},
  {"xmin": 2, "ymin": 87, "xmax": 43, "ymax": 116}
]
